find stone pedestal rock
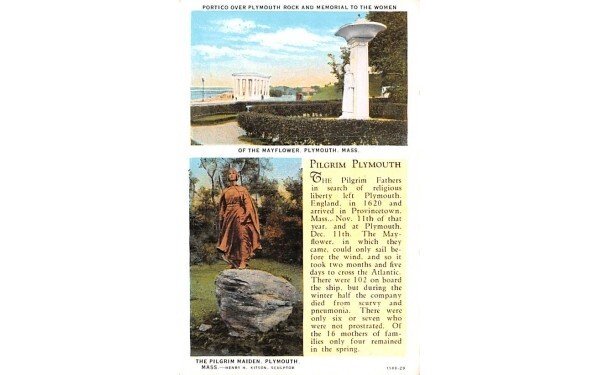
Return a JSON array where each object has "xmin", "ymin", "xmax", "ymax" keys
[{"xmin": 215, "ymin": 269, "xmax": 300, "ymax": 337}]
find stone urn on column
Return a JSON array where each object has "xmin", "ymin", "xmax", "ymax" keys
[{"xmin": 335, "ymin": 18, "xmax": 386, "ymax": 120}]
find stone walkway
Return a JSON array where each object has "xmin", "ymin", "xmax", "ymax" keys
[{"xmin": 190, "ymin": 121, "xmax": 249, "ymax": 145}]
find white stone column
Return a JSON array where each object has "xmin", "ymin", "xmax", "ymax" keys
[
  {"xmin": 335, "ymin": 19, "xmax": 386, "ymax": 120},
  {"xmin": 349, "ymin": 39, "xmax": 370, "ymax": 119}
]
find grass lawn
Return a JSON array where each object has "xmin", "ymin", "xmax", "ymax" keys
[
  {"xmin": 311, "ymin": 85, "xmax": 342, "ymax": 100},
  {"xmin": 190, "ymin": 258, "xmax": 303, "ymax": 323},
  {"xmin": 311, "ymin": 75, "xmax": 382, "ymax": 100}
]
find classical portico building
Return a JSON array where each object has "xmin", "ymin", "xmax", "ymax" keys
[{"xmin": 232, "ymin": 73, "xmax": 271, "ymax": 101}]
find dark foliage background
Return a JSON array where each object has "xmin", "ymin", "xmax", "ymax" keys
[
  {"xmin": 189, "ymin": 158, "xmax": 303, "ymax": 266},
  {"xmin": 238, "ymin": 112, "xmax": 407, "ymax": 146}
]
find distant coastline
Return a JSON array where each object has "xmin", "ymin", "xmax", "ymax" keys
[{"xmin": 191, "ymin": 87, "xmax": 232, "ymax": 101}]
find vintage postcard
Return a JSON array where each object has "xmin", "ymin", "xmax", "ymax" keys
[{"xmin": 185, "ymin": 1, "xmax": 418, "ymax": 374}]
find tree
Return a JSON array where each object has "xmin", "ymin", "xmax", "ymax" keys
[
  {"xmin": 189, "ymin": 170, "xmax": 198, "ymax": 203},
  {"xmin": 189, "ymin": 187, "xmax": 220, "ymax": 265},
  {"xmin": 219, "ymin": 158, "xmax": 272, "ymax": 193},
  {"xmin": 327, "ymin": 47, "xmax": 350, "ymax": 92},
  {"xmin": 190, "ymin": 158, "xmax": 303, "ymax": 265},
  {"xmin": 199, "ymin": 158, "xmax": 219, "ymax": 206},
  {"xmin": 283, "ymin": 171, "xmax": 302, "ymax": 209},
  {"xmin": 270, "ymin": 88, "xmax": 283, "ymax": 97},
  {"xmin": 366, "ymin": 12, "xmax": 408, "ymax": 103},
  {"xmin": 259, "ymin": 177, "xmax": 303, "ymax": 264}
]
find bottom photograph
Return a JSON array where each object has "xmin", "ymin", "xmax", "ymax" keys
[{"xmin": 188, "ymin": 157, "xmax": 303, "ymax": 356}]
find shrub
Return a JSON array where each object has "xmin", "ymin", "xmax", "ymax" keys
[
  {"xmin": 249, "ymin": 100, "xmax": 406, "ymax": 121},
  {"xmin": 238, "ymin": 112, "xmax": 407, "ymax": 145},
  {"xmin": 269, "ymin": 88, "xmax": 283, "ymax": 97},
  {"xmin": 190, "ymin": 234, "xmax": 220, "ymax": 265},
  {"xmin": 371, "ymin": 102, "xmax": 407, "ymax": 121},
  {"xmin": 251, "ymin": 101, "xmax": 341, "ymax": 117},
  {"xmin": 260, "ymin": 211, "xmax": 303, "ymax": 264},
  {"xmin": 191, "ymin": 100, "xmax": 406, "ymax": 121}
]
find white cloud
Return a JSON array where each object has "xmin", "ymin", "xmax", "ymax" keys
[
  {"xmin": 192, "ymin": 44, "xmax": 289, "ymax": 60},
  {"xmin": 213, "ymin": 18, "xmax": 269, "ymax": 34},
  {"xmin": 247, "ymin": 27, "xmax": 343, "ymax": 52},
  {"xmin": 192, "ymin": 45, "xmax": 237, "ymax": 59}
]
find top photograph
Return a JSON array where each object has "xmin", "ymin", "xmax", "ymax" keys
[{"xmin": 190, "ymin": 11, "xmax": 408, "ymax": 146}]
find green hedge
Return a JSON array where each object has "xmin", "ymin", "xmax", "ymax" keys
[
  {"xmin": 251, "ymin": 101, "xmax": 341, "ymax": 117},
  {"xmin": 191, "ymin": 100, "xmax": 407, "ymax": 121},
  {"xmin": 191, "ymin": 113, "xmax": 238, "ymax": 126},
  {"xmin": 238, "ymin": 112, "xmax": 407, "ymax": 145},
  {"xmin": 249, "ymin": 101, "xmax": 406, "ymax": 121},
  {"xmin": 371, "ymin": 102, "xmax": 407, "ymax": 120},
  {"xmin": 190, "ymin": 102, "xmax": 246, "ymax": 121},
  {"xmin": 189, "ymin": 100, "xmax": 287, "ymax": 115}
]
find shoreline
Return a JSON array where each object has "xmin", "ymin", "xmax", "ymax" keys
[{"xmin": 191, "ymin": 91, "xmax": 234, "ymax": 105}]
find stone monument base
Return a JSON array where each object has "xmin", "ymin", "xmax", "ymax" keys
[{"xmin": 215, "ymin": 269, "xmax": 300, "ymax": 337}]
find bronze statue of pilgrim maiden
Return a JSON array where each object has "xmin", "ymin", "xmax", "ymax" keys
[{"xmin": 217, "ymin": 169, "xmax": 261, "ymax": 269}]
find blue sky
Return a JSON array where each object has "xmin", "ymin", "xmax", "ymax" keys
[
  {"xmin": 191, "ymin": 11, "xmax": 358, "ymax": 87},
  {"xmin": 189, "ymin": 158, "xmax": 301, "ymax": 188}
]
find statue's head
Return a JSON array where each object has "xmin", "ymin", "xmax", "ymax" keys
[
  {"xmin": 227, "ymin": 168, "xmax": 239, "ymax": 182},
  {"xmin": 344, "ymin": 64, "xmax": 351, "ymax": 73}
]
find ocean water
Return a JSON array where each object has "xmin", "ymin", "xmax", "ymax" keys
[
  {"xmin": 190, "ymin": 88, "xmax": 299, "ymax": 102},
  {"xmin": 191, "ymin": 87, "xmax": 231, "ymax": 100}
]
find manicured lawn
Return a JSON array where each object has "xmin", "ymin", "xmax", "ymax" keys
[
  {"xmin": 312, "ymin": 85, "xmax": 342, "ymax": 100},
  {"xmin": 190, "ymin": 258, "xmax": 303, "ymax": 322},
  {"xmin": 310, "ymin": 76, "xmax": 383, "ymax": 100}
]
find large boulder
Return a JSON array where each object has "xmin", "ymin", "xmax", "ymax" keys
[{"xmin": 215, "ymin": 269, "xmax": 300, "ymax": 337}]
